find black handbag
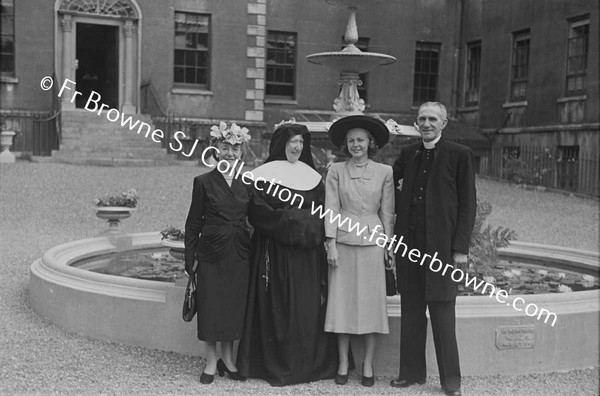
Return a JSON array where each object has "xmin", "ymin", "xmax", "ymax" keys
[
  {"xmin": 182, "ymin": 274, "xmax": 197, "ymax": 322},
  {"xmin": 384, "ymin": 255, "xmax": 397, "ymax": 296}
]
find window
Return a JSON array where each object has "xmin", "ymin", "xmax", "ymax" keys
[
  {"xmin": 510, "ymin": 30, "xmax": 530, "ymax": 101},
  {"xmin": 1, "ymin": 0, "xmax": 15, "ymax": 76},
  {"xmin": 413, "ymin": 42, "xmax": 441, "ymax": 105},
  {"xmin": 174, "ymin": 12, "xmax": 210, "ymax": 87},
  {"xmin": 266, "ymin": 31, "xmax": 296, "ymax": 98},
  {"xmin": 465, "ymin": 41, "xmax": 481, "ymax": 106},
  {"xmin": 557, "ymin": 145, "xmax": 579, "ymax": 191},
  {"xmin": 566, "ymin": 17, "xmax": 589, "ymax": 95}
]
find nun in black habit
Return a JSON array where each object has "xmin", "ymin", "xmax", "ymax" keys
[{"xmin": 236, "ymin": 122, "xmax": 339, "ymax": 386}]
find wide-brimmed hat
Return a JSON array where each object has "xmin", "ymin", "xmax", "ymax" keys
[{"xmin": 328, "ymin": 115, "xmax": 389, "ymax": 149}]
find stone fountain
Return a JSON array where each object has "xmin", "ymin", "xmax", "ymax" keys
[
  {"xmin": 307, "ymin": 1, "xmax": 396, "ymax": 117},
  {"xmin": 302, "ymin": 0, "xmax": 418, "ymax": 140},
  {"xmin": 29, "ymin": 232, "xmax": 600, "ymax": 375}
]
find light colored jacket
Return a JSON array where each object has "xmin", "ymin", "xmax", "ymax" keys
[{"xmin": 324, "ymin": 159, "xmax": 395, "ymax": 246}]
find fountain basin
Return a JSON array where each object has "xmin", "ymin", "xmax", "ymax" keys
[
  {"xmin": 29, "ymin": 233, "xmax": 599, "ymax": 376},
  {"xmin": 306, "ymin": 51, "xmax": 396, "ymax": 73}
]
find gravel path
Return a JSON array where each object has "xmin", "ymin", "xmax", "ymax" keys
[{"xmin": 0, "ymin": 162, "xmax": 598, "ymax": 395}]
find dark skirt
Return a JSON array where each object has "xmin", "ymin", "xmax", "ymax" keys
[
  {"xmin": 194, "ymin": 225, "xmax": 251, "ymax": 342},
  {"xmin": 195, "ymin": 260, "xmax": 248, "ymax": 341},
  {"xmin": 236, "ymin": 233, "xmax": 338, "ymax": 385}
]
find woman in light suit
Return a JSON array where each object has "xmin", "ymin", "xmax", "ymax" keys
[{"xmin": 324, "ymin": 115, "xmax": 395, "ymax": 387}]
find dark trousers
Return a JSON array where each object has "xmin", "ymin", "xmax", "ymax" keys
[{"xmin": 399, "ymin": 223, "xmax": 461, "ymax": 391}]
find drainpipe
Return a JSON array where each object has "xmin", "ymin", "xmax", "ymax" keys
[{"xmin": 450, "ymin": 0, "xmax": 464, "ymax": 118}]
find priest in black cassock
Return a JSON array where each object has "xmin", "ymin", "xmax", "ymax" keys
[{"xmin": 390, "ymin": 102, "xmax": 477, "ymax": 396}]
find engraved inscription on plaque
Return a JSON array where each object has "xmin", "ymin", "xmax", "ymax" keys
[{"xmin": 495, "ymin": 325, "xmax": 535, "ymax": 349}]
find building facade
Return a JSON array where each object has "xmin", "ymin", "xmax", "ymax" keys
[
  {"xmin": 1, "ymin": 0, "xmax": 598, "ymax": 192},
  {"xmin": 456, "ymin": 0, "xmax": 598, "ymax": 194},
  {"xmin": 1, "ymin": 0, "xmax": 469, "ymax": 117}
]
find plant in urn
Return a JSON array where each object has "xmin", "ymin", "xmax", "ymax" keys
[{"xmin": 94, "ymin": 188, "xmax": 138, "ymax": 235}]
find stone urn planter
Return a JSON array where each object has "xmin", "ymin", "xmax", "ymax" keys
[
  {"xmin": 0, "ymin": 131, "xmax": 17, "ymax": 163},
  {"xmin": 94, "ymin": 206, "xmax": 136, "ymax": 235},
  {"xmin": 161, "ymin": 239, "xmax": 185, "ymax": 260}
]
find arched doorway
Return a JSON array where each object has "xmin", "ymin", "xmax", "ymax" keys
[{"xmin": 55, "ymin": 0, "xmax": 141, "ymax": 113}]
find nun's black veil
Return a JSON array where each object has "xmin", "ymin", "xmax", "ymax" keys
[{"xmin": 264, "ymin": 124, "xmax": 316, "ymax": 170}]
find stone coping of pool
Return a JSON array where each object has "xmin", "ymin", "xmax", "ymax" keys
[{"xmin": 30, "ymin": 232, "xmax": 600, "ymax": 376}]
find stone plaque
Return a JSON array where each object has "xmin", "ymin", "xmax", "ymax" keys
[{"xmin": 495, "ymin": 325, "xmax": 536, "ymax": 349}]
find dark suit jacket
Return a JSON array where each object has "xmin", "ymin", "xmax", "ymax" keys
[{"xmin": 393, "ymin": 137, "xmax": 477, "ymax": 301}]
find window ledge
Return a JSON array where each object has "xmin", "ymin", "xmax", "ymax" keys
[
  {"xmin": 502, "ymin": 101, "xmax": 528, "ymax": 109},
  {"xmin": 265, "ymin": 98, "xmax": 297, "ymax": 105},
  {"xmin": 557, "ymin": 95, "xmax": 587, "ymax": 103},
  {"xmin": 458, "ymin": 105, "xmax": 479, "ymax": 112},
  {"xmin": 171, "ymin": 87, "xmax": 213, "ymax": 96},
  {"xmin": 0, "ymin": 76, "xmax": 19, "ymax": 84}
]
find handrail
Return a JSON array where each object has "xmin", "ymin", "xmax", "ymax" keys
[{"xmin": 140, "ymin": 79, "xmax": 167, "ymax": 117}]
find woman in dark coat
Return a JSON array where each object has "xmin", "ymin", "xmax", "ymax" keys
[
  {"xmin": 236, "ymin": 122, "xmax": 338, "ymax": 386},
  {"xmin": 184, "ymin": 122, "xmax": 275, "ymax": 384}
]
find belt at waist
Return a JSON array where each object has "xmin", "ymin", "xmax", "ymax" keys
[{"xmin": 205, "ymin": 219, "xmax": 246, "ymax": 227}]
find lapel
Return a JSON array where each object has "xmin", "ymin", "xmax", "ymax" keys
[
  {"xmin": 347, "ymin": 159, "xmax": 374, "ymax": 180},
  {"xmin": 230, "ymin": 175, "xmax": 248, "ymax": 200},
  {"xmin": 209, "ymin": 168, "xmax": 235, "ymax": 198}
]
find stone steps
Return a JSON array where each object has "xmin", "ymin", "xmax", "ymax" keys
[
  {"xmin": 49, "ymin": 157, "xmax": 192, "ymax": 167},
  {"xmin": 60, "ymin": 136, "xmax": 163, "ymax": 148},
  {"xmin": 61, "ymin": 119, "xmax": 157, "ymax": 129},
  {"xmin": 54, "ymin": 148, "xmax": 171, "ymax": 159},
  {"xmin": 51, "ymin": 110, "xmax": 178, "ymax": 166}
]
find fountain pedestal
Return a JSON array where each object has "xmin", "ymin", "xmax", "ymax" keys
[
  {"xmin": 94, "ymin": 207, "xmax": 135, "ymax": 235},
  {"xmin": 306, "ymin": 5, "xmax": 395, "ymax": 119}
]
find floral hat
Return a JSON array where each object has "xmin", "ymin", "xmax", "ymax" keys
[{"xmin": 210, "ymin": 121, "xmax": 251, "ymax": 145}]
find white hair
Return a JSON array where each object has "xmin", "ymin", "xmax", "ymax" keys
[{"xmin": 418, "ymin": 102, "xmax": 447, "ymax": 121}]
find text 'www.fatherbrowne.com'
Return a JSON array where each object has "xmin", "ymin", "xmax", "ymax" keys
[
  {"xmin": 310, "ymin": 202, "xmax": 558, "ymax": 327},
  {"xmin": 41, "ymin": 75, "xmax": 558, "ymax": 327}
]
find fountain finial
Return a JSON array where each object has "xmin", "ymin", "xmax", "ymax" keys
[{"xmin": 342, "ymin": 8, "xmax": 360, "ymax": 53}]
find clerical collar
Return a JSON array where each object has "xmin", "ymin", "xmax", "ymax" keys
[{"xmin": 422, "ymin": 135, "xmax": 441, "ymax": 149}]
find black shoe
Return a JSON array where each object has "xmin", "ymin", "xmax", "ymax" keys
[
  {"xmin": 445, "ymin": 389, "xmax": 462, "ymax": 396},
  {"xmin": 361, "ymin": 364, "xmax": 375, "ymax": 387},
  {"xmin": 200, "ymin": 371, "xmax": 214, "ymax": 384},
  {"xmin": 334, "ymin": 373, "xmax": 348, "ymax": 385},
  {"xmin": 361, "ymin": 375, "xmax": 375, "ymax": 387},
  {"xmin": 390, "ymin": 378, "xmax": 426, "ymax": 388},
  {"xmin": 216, "ymin": 359, "xmax": 246, "ymax": 381}
]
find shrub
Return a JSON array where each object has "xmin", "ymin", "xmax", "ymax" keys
[
  {"xmin": 160, "ymin": 226, "xmax": 185, "ymax": 241},
  {"xmin": 468, "ymin": 200, "xmax": 517, "ymax": 276}
]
